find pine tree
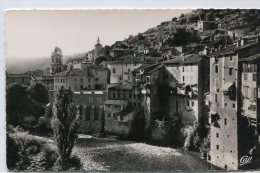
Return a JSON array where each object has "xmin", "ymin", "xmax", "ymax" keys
[{"xmin": 51, "ymin": 87, "xmax": 80, "ymax": 170}]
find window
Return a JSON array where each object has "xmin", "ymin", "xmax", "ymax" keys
[
  {"xmin": 80, "ymin": 78, "xmax": 83, "ymax": 83},
  {"xmin": 75, "ymin": 78, "xmax": 77, "ymax": 82},
  {"xmin": 224, "ymin": 118, "xmax": 227, "ymax": 125},
  {"xmin": 230, "ymin": 56, "xmax": 233, "ymax": 61},
  {"xmin": 128, "ymin": 69, "xmax": 130, "ymax": 72},
  {"xmin": 215, "ymin": 64, "xmax": 219, "ymax": 74},
  {"xmin": 215, "ymin": 93, "xmax": 218, "ymax": 103},
  {"xmin": 85, "ymin": 106, "xmax": 91, "ymax": 121},
  {"xmin": 244, "ymin": 73, "xmax": 248, "ymax": 80},
  {"xmin": 128, "ymin": 76, "xmax": 130, "ymax": 80},
  {"xmin": 227, "ymin": 135, "xmax": 229, "ymax": 138},
  {"xmin": 88, "ymin": 85, "xmax": 91, "ymax": 89},
  {"xmin": 183, "ymin": 76, "xmax": 185, "ymax": 82},
  {"xmin": 88, "ymin": 78, "xmax": 91, "ymax": 83},
  {"xmin": 112, "ymin": 68, "xmax": 116, "ymax": 73},
  {"xmin": 252, "ymin": 87, "xmax": 257, "ymax": 98},
  {"xmin": 225, "ymin": 103, "xmax": 227, "ymax": 106},
  {"xmin": 187, "ymin": 101, "xmax": 190, "ymax": 106},
  {"xmin": 230, "ymin": 150, "xmax": 233, "ymax": 153},
  {"xmin": 191, "ymin": 101, "xmax": 194, "ymax": 107},
  {"xmin": 183, "ymin": 67, "xmax": 185, "ymax": 72},
  {"xmin": 216, "ymin": 133, "xmax": 219, "ymax": 138},
  {"xmin": 216, "ymin": 145, "xmax": 219, "ymax": 150},
  {"xmin": 232, "ymin": 103, "xmax": 236, "ymax": 108},
  {"xmin": 253, "ymin": 73, "xmax": 257, "ymax": 81},
  {"xmin": 107, "ymin": 113, "xmax": 111, "ymax": 118},
  {"xmin": 95, "ymin": 78, "xmax": 99, "ymax": 82},
  {"xmin": 229, "ymin": 67, "xmax": 234, "ymax": 76}
]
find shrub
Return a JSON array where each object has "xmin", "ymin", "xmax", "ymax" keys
[
  {"xmin": 51, "ymin": 87, "xmax": 80, "ymax": 170},
  {"xmin": 28, "ymin": 83, "xmax": 49, "ymax": 104}
]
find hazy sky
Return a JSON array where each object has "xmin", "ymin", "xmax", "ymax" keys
[{"xmin": 5, "ymin": 9, "xmax": 191, "ymax": 59}]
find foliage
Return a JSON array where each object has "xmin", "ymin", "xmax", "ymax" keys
[
  {"xmin": 129, "ymin": 107, "xmax": 146, "ymax": 141},
  {"xmin": 51, "ymin": 87, "xmax": 81, "ymax": 170},
  {"xmin": 6, "ymin": 83, "xmax": 29, "ymax": 125},
  {"xmin": 6, "ymin": 83, "xmax": 47, "ymax": 126},
  {"xmin": 6, "ymin": 125, "xmax": 59, "ymax": 171},
  {"xmin": 28, "ymin": 83, "xmax": 49, "ymax": 104}
]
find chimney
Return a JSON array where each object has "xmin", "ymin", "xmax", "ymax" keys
[
  {"xmin": 203, "ymin": 46, "xmax": 209, "ymax": 55},
  {"xmin": 236, "ymin": 38, "xmax": 241, "ymax": 47}
]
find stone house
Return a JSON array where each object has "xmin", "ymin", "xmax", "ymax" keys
[
  {"xmin": 53, "ymin": 68, "xmax": 94, "ymax": 91},
  {"xmin": 208, "ymin": 36, "xmax": 260, "ymax": 170},
  {"xmin": 162, "ymin": 54, "xmax": 210, "ymax": 125},
  {"xmin": 106, "ymin": 56, "xmax": 142, "ymax": 85},
  {"xmin": 104, "ymin": 84, "xmax": 142, "ymax": 136}
]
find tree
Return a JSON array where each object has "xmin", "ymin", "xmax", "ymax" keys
[
  {"xmin": 51, "ymin": 87, "xmax": 80, "ymax": 170},
  {"xmin": 28, "ymin": 83, "xmax": 49, "ymax": 104},
  {"xmin": 6, "ymin": 83, "xmax": 29, "ymax": 125}
]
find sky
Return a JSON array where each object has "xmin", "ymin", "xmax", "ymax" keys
[{"xmin": 5, "ymin": 9, "xmax": 191, "ymax": 60}]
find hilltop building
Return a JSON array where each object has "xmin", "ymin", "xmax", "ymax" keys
[{"xmin": 208, "ymin": 37, "xmax": 260, "ymax": 170}]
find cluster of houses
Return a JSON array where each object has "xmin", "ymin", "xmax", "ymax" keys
[{"xmin": 6, "ymin": 33, "xmax": 260, "ymax": 170}]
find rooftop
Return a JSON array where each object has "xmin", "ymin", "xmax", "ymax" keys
[
  {"xmin": 209, "ymin": 40, "xmax": 259, "ymax": 57},
  {"xmin": 54, "ymin": 69, "xmax": 90, "ymax": 77}
]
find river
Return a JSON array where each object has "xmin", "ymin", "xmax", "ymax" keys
[{"xmin": 73, "ymin": 134, "xmax": 219, "ymax": 171}]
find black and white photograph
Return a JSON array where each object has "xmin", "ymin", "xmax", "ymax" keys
[{"xmin": 4, "ymin": 7, "xmax": 260, "ymax": 171}]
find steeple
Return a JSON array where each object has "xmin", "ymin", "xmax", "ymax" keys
[{"xmin": 97, "ymin": 37, "xmax": 100, "ymax": 44}]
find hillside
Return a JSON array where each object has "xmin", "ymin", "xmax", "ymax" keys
[{"xmin": 7, "ymin": 9, "xmax": 260, "ymax": 74}]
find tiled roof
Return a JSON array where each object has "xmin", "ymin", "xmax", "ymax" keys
[
  {"xmin": 54, "ymin": 69, "xmax": 89, "ymax": 77},
  {"xmin": 131, "ymin": 63, "xmax": 158, "ymax": 73},
  {"xmin": 239, "ymin": 53, "xmax": 260, "ymax": 62},
  {"xmin": 145, "ymin": 64, "xmax": 165, "ymax": 74},
  {"xmin": 209, "ymin": 40, "xmax": 259, "ymax": 57},
  {"xmin": 107, "ymin": 56, "xmax": 142, "ymax": 64},
  {"xmin": 161, "ymin": 54, "xmax": 206, "ymax": 65}
]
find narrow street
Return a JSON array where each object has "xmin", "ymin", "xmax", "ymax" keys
[{"xmin": 73, "ymin": 135, "xmax": 218, "ymax": 171}]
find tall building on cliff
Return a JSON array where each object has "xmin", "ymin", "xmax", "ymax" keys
[
  {"xmin": 51, "ymin": 46, "xmax": 64, "ymax": 74},
  {"xmin": 208, "ymin": 37, "xmax": 260, "ymax": 170}
]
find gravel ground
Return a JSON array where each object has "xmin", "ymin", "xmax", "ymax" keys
[{"xmin": 73, "ymin": 135, "xmax": 218, "ymax": 171}]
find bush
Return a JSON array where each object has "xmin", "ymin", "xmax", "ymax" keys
[
  {"xmin": 6, "ymin": 125, "xmax": 82, "ymax": 171},
  {"xmin": 28, "ymin": 83, "xmax": 49, "ymax": 104}
]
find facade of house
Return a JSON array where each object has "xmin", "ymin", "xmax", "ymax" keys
[
  {"xmin": 54, "ymin": 64, "xmax": 108, "ymax": 91},
  {"xmin": 54, "ymin": 68, "xmax": 94, "ymax": 91},
  {"xmin": 104, "ymin": 84, "xmax": 142, "ymax": 135},
  {"xmin": 197, "ymin": 20, "xmax": 217, "ymax": 32},
  {"xmin": 107, "ymin": 57, "xmax": 142, "ymax": 85},
  {"xmin": 162, "ymin": 54, "xmax": 210, "ymax": 125},
  {"xmin": 208, "ymin": 37, "xmax": 260, "ymax": 170}
]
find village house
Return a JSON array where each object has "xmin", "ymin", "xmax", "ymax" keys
[
  {"xmin": 106, "ymin": 56, "xmax": 142, "ymax": 85},
  {"xmin": 132, "ymin": 63, "xmax": 177, "ymax": 142},
  {"xmin": 162, "ymin": 54, "xmax": 210, "ymax": 125},
  {"xmin": 53, "ymin": 68, "xmax": 94, "ymax": 91},
  {"xmin": 208, "ymin": 36, "xmax": 260, "ymax": 170}
]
